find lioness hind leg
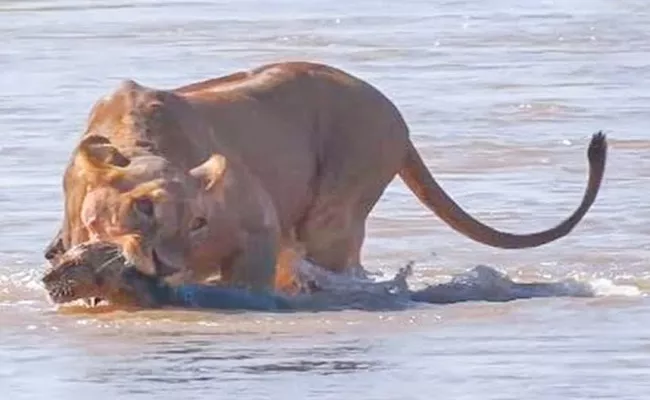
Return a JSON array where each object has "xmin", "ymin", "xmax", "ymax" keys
[
  {"xmin": 297, "ymin": 174, "xmax": 396, "ymax": 275},
  {"xmin": 297, "ymin": 121, "xmax": 405, "ymax": 274},
  {"xmin": 297, "ymin": 197, "xmax": 370, "ymax": 274}
]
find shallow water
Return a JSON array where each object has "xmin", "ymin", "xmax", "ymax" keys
[{"xmin": 1, "ymin": 0, "xmax": 650, "ymax": 398}]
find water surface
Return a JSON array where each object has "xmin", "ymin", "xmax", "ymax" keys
[{"xmin": 1, "ymin": 0, "xmax": 649, "ymax": 399}]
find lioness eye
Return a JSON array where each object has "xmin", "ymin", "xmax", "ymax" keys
[
  {"xmin": 190, "ymin": 217, "xmax": 207, "ymax": 231},
  {"xmin": 134, "ymin": 197, "xmax": 155, "ymax": 217}
]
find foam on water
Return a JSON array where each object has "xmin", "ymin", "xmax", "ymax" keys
[
  {"xmin": 0, "ymin": 267, "xmax": 48, "ymax": 301},
  {"xmin": 588, "ymin": 278, "xmax": 643, "ymax": 297}
]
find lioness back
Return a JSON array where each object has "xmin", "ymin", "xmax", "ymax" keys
[{"xmin": 172, "ymin": 61, "xmax": 412, "ymax": 233}]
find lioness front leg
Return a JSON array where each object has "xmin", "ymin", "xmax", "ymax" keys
[{"xmin": 226, "ymin": 229, "xmax": 279, "ymax": 293}]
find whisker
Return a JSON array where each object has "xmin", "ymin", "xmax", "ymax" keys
[{"xmin": 96, "ymin": 252, "xmax": 124, "ymax": 274}]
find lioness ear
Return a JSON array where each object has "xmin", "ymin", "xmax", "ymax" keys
[
  {"xmin": 75, "ymin": 135, "xmax": 130, "ymax": 183},
  {"xmin": 189, "ymin": 154, "xmax": 228, "ymax": 191}
]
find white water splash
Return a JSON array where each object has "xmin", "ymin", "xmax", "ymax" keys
[
  {"xmin": 0, "ymin": 267, "xmax": 46, "ymax": 297},
  {"xmin": 292, "ymin": 259, "xmax": 644, "ymax": 308},
  {"xmin": 588, "ymin": 278, "xmax": 643, "ymax": 297}
]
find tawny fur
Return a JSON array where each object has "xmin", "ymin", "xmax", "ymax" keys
[{"xmin": 44, "ymin": 61, "xmax": 607, "ymax": 294}]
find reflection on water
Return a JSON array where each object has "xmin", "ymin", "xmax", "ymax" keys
[{"xmin": 1, "ymin": 0, "xmax": 650, "ymax": 398}]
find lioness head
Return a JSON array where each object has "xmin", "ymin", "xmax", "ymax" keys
[
  {"xmin": 44, "ymin": 82, "xmax": 242, "ymax": 290},
  {"xmin": 45, "ymin": 133, "xmax": 237, "ymax": 283}
]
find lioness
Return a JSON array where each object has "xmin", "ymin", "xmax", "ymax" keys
[{"xmin": 44, "ymin": 61, "xmax": 607, "ymax": 295}]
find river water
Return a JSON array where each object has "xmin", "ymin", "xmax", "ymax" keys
[{"xmin": 1, "ymin": 0, "xmax": 649, "ymax": 398}]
